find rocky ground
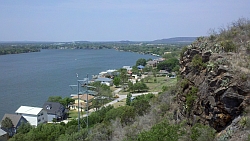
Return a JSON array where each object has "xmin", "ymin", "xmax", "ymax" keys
[{"xmin": 176, "ymin": 19, "xmax": 250, "ymax": 140}]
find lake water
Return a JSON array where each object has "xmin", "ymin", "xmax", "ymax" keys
[{"xmin": 0, "ymin": 49, "xmax": 156, "ymax": 118}]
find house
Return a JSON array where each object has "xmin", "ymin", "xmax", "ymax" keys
[
  {"xmin": 122, "ymin": 66, "xmax": 132, "ymax": 71},
  {"xmin": 159, "ymin": 70, "xmax": 170, "ymax": 75},
  {"xmin": 0, "ymin": 128, "xmax": 8, "ymax": 141},
  {"xmin": 1, "ymin": 114, "xmax": 28, "ymax": 136},
  {"xmin": 146, "ymin": 60, "xmax": 157, "ymax": 67},
  {"xmin": 137, "ymin": 65, "xmax": 145, "ymax": 70},
  {"xmin": 42, "ymin": 102, "xmax": 68, "ymax": 122},
  {"xmin": 15, "ymin": 106, "xmax": 47, "ymax": 127},
  {"xmin": 95, "ymin": 77, "xmax": 113, "ymax": 86},
  {"xmin": 70, "ymin": 94, "xmax": 94, "ymax": 110}
]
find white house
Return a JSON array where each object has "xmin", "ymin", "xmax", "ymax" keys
[{"xmin": 15, "ymin": 106, "xmax": 47, "ymax": 127}]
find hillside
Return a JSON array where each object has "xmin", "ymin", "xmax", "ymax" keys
[
  {"xmin": 6, "ymin": 18, "xmax": 250, "ymax": 141},
  {"xmin": 177, "ymin": 18, "xmax": 250, "ymax": 140},
  {"xmin": 152, "ymin": 37, "xmax": 197, "ymax": 44}
]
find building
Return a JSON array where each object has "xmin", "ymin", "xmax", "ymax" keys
[
  {"xmin": 0, "ymin": 129, "xmax": 8, "ymax": 141},
  {"xmin": 42, "ymin": 102, "xmax": 68, "ymax": 122},
  {"xmin": 1, "ymin": 114, "xmax": 28, "ymax": 136},
  {"xmin": 146, "ymin": 60, "xmax": 158, "ymax": 67},
  {"xmin": 15, "ymin": 106, "xmax": 47, "ymax": 127},
  {"xmin": 70, "ymin": 94, "xmax": 94, "ymax": 110},
  {"xmin": 95, "ymin": 77, "xmax": 113, "ymax": 86}
]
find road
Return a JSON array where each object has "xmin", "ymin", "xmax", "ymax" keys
[{"xmin": 65, "ymin": 89, "xmax": 158, "ymax": 121}]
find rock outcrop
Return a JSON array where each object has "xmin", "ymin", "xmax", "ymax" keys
[{"xmin": 177, "ymin": 38, "xmax": 250, "ymax": 132}]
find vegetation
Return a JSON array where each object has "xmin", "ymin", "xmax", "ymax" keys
[
  {"xmin": 191, "ymin": 54, "xmax": 206, "ymax": 71},
  {"xmin": 7, "ymin": 18, "xmax": 250, "ymax": 141}
]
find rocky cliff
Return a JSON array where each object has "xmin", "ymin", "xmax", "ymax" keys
[{"xmin": 177, "ymin": 19, "xmax": 250, "ymax": 133}]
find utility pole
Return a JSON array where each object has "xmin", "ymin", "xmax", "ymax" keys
[{"xmin": 70, "ymin": 74, "xmax": 96, "ymax": 132}]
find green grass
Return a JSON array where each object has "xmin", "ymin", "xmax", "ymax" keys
[{"xmin": 68, "ymin": 109, "xmax": 86, "ymax": 119}]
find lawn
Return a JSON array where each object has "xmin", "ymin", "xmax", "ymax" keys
[
  {"xmin": 68, "ymin": 109, "xmax": 86, "ymax": 119},
  {"xmin": 113, "ymin": 98, "xmax": 126, "ymax": 108}
]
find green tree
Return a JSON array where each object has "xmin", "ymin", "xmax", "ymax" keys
[
  {"xmin": 17, "ymin": 122, "xmax": 32, "ymax": 134},
  {"xmin": 1, "ymin": 117, "xmax": 14, "ymax": 136},
  {"xmin": 136, "ymin": 58, "xmax": 147, "ymax": 66},
  {"xmin": 131, "ymin": 98, "xmax": 150, "ymax": 116},
  {"xmin": 157, "ymin": 57, "xmax": 179, "ymax": 71},
  {"xmin": 128, "ymin": 81, "xmax": 134, "ymax": 92},
  {"xmin": 133, "ymin": 82, "xmax": 149, "ymax": 92},
  {"xmin": 126, "ymin": 93, "xmax": 132, "ymax": 106},
  {"xmin": 113, "ymin": 77, "xmax": 121, "ymax": 87},
  {"xmin": 60, "ymin": 97, "xmax": 74, "ymax": 108},
  {"xmin": 119, "ymin": 68, "xmax": 128, "ymax": 85},
  {"xmin": 47, "ymin": 96, "xmax": 62, "ymax": 103},
  {"xmin": 137, "ymin": 120, "xmax": 185, "ymax": 141}
]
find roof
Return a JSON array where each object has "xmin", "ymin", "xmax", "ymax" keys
[
  {"xmin": 95, "ymin": 77, "xmax": 112, "ymax": 82},
  {"xmin": 147, "ymin": 60, "xmax": 157, "ymax": 65},
  {"xmin": 137, "ymin": 65, "xmax": 145, "ymax": 69},
  {"xmin": 72, "ymin": 94, "xmax": 94, "ymax": 101},
  {"xmin": 0, "ymin": 128, "xmax": 7, "ymax": 136},
  {"xmin": 15, "ymin": 106, "xmax": 43, "ymax": 115},
  {"xmin": 42, "ymin": 102, "xmax": 65, "ymax": 115},
  {"xmin": 1, "ymin": 114, "xmax": 27, "ymax": 128},
  {"xmin": 72, "ymin": 102, "xmax": 92, "ymax": 108}
]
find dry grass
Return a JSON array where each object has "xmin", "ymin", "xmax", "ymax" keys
[
  {"xmin": 113, "ymin": 98, "xmax": 126, "ymax": 108},
  {"xmin": 146, "ymin": 76, "xmax": 177, "ymax": 92}
]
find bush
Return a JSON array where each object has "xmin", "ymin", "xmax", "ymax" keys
[
  {"xmin": 220, "ymin": 40, "xmax": 236, "ymax": 52},
  {"xmin": 191, "ymin": 123, "xmax": 216, "ymax": 141},
  {"xmin": 186, "ymin": 86, "xmax": 198, "ymax": 112},
  {"xmin": 137, "ymin": 120, "xmax": 185, "ymax": 141},
  {"xmin": 191, "ymin": 54, "xmax": 206, "ymax": 71}
]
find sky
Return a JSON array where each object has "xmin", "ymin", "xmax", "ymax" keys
[{"xmin": 0, "ymin": 0, "xmax": 250, "ymax": 42}]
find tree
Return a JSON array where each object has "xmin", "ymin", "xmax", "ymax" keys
[
  {"xmin": 1, "ymin": 117, "xmax": 13, "ymax": 128},
  {"xmin": 1, "ymin": 117, "xmax": 14, "ymax": 136},
  {"xmin": 92, "ymin": 99, "xmax": 102, "ymax": 111},
  {"xmin": 47, "ymin": 96, "xmax": 62, "ymax": 103},
  {"xmin": 60, "ymin": 97, "xmax": 74, "ymax": 108},
  {"xmin": 17, "ymin": 122, "xmax": 32, "ymax": 134},
  {"xmin": 157, "ymin": 57, "xmax": 179, "ymax": 71},
  {"xmin": 136, "ymin": 58, "xmax": 147, "ymax": 66},
  {"xmin": 133, "ymin": 82, "xmax": 149, "ymax": 92},
  {"xmin": 119, "ymin": 68, "xmax": 128, "ymax": 85},
  {"xmin": 126, "ymin": 93, "xmax": 132, "ymax": 106},
  {"xmin": 113, "ymin": 77, "xmax": 121, "ymax": 87}
]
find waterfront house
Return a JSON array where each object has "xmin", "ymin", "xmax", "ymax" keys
[
  {"xmin": 15, "ymin": 106, "xmax": 47, "ymax": 127},
  {"xmin": 70, "ymin": 94, "xmax": 94, "ymax": 110},
  {"xmin": 0, "ymin": 128, "xmax": 8, "ymax": 141},
  {"xmin": 1, "ymin": 114, "xmax": 28, "ymax": 136},
  {"xmin": 95, "ymin": 77, "xmax": 113, "ymax": 86},
  {"xmin": 146, "ymin": 60, "xmax": 157, "ymax": 67},
  {"xmin": 42, "ymin": 102, "xmax": 68, "ymax": 122},
  {"xmin": 137, "ymin": 65, "xmax": 145, "ymax": 70}
]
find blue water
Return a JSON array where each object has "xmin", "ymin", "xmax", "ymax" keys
[{"xmin": 0, "ymin": 49, "xmax": 156, "ymax": 118}]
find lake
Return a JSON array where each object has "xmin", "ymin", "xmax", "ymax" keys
[{"xmin": 0, "ymin": 49, "xmax": 156, "ymax": 118}]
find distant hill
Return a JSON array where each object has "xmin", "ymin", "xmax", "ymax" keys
[{"xmin": 151, "ymin": 37, "xmax": 197, "ymax": 44}]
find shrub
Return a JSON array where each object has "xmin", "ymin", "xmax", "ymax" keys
[
  {"xmin": 180, "ymin": 46, "xmax": 188, "ymax": 58},
  {"xmin": 191, "ymin": 123, "xmax": 216, "ymax": 141},
  {"xmin": 191, "ymin": 54, "xmax": 206, "ymax": 71},
  {"xmin": 220, "ymin": 40, "xmax": 236, "ymax": 52},
  {"xmin": 186, "ymin": 86, "xmax": 198, "ymax": 112},
  {"xmin": 137, "ymin": 120, "xmax": 185, "ymax": 141}
]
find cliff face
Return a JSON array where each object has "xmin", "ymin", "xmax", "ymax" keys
[{"xmin": 177, "ymin": 31, "xmax": 250, "ymax": 132}]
